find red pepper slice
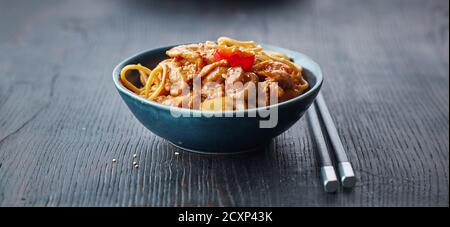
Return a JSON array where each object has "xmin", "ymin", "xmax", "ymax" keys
[{"xmin": 213, "ymin": 47, "xmax": 255, "ymax": 71}]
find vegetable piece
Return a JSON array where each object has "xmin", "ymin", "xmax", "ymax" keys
[
  {"xmin": 201, "ymin": 97, "xmax": 234, "ymax": 111},
  {"xmin": 213, "ymin": 47, "xmax": 255, "ymax": 71}
]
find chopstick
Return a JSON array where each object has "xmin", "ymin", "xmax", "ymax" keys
[
  {"xmin": 307, "ymin": 104, "xmax": 339, "ymax": 193},
  {"xmin": 315, "ymin": 93, "xmax": 356, "ymax": 188}
]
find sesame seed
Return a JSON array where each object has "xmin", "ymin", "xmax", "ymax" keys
[
  {"xmin": 133, "ymin": 154, "xmax": 137, "ymax": 158},
  {"xmin": 112, "ymin": 159, "xmax": 117, "ymax": 163},
  {"xmin": 134, "ymin": 164, "xmax": 139, "ymax": 168},
  {"xmin": 133, "ymin": 161, "xmax": 137, "ymax": 165}
]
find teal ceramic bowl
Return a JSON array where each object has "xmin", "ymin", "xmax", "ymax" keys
[{"xmin": 113, "ymin": 44, "xmax": 323, "ymax": 154}]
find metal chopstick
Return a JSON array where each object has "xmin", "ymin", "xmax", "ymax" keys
[
  {"xmin": 307, "ymin": 104, "xmax": 339, "ymax": 193},
  {"xmin": 314, "ymin": 93, "xmax": 356, "ymax": 188}
]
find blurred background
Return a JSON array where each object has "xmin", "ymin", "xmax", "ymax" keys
[{"xmin": 1, "ymin": 0, "xmax": 448, "ymax": 92}]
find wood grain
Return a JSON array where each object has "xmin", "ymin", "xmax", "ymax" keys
[{"xmin": 0, "ymin": 0, "xmax": 448, "ymax": 207}]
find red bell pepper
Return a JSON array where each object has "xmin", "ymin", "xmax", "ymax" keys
[{"xmin": 213, "ymin": 47, "xmax": 255, "ymax": 71}]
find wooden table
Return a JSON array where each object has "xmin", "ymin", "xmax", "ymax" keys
[{"xmin": 0, "ymin": 0, "xmax": 448, "ymax": 207}]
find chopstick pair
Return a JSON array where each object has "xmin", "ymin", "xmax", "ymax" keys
[{"xmin": 307, "ymin": 93, "xmax": 356, "ymax": 193}]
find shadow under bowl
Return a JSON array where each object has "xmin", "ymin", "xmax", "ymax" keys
[{"xmin": 113, "ymin": 44, "xmax": 323, "ymax": 154}]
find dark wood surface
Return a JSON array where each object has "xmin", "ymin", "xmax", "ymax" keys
[{"xmin": 0, "ymin": 0, "xmax": 448, "ymax": 207}]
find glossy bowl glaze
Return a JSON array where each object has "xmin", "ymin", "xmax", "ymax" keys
[{"xmin": 113, "ymin": 44, "xmax": 323, "ymax": 154}]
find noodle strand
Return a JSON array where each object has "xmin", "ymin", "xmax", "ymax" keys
[{"xmin": 120, "ymin": 64, "xmax": 152, "ymax": 94}]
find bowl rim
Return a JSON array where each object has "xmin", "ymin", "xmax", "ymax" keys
[{"xmin": 112, "ymin": 43, "xmax": 323, "ymax": 114}]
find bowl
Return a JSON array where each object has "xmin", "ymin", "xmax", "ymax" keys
[{"xmin": 113, "ymin": 44, "xmax": 323, "ymax": 154}]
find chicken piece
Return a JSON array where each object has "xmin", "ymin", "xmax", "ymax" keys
[
  {"xmin": 166, "ymin": 44, "xmax": 205, "ymax": 70},
  {"xmin": 258, "ymin": 80, "xmax": 285, "ymax": 106},
  {"xmin": 253, "ymin": 60, "xmax": 293, "ymax": 79},
  {"xmin": 166, "ymin": 44, "xmax": 200, "ymax": 62},
  {"xmin": 201, "ymin": 82, "xmax": 224, "ymax": 101},
  {"xmin": 198, "ymin": 43, "xmax": 216, "ymax": 64},
  {"xmin": 203, "ymin": 66, "xmax": 227, "ymax": 84},
  {"xmin": 216, "ymin": 71, "xmax": 259, "ymax": 110},
  {"xmin": 225, "ymin": 71, "xmax": 258, "ymax": 97},
  {"xmin": 165, "ymin": 61, "xmax": 183, "ymax": 82},
  {"xmin": 170, "ymin": 80, "xmax": 190, "ymax": 97},
  {"xmin": 224, "ymin": 67, "xmax": 244, "ymax": 86},
  {"xmin": 253, "ymin": 60, "xmax": 298, "ymax": 91},
  {"xmin": 276, "ymin": 75, "xmax": 296, "ymax": 90},
  {"xmin": 168, "ymin": 58, "xmax": 197, "ymax": 82},
  {"xmin": 198, "ymin": 60, "xmax": 228, "ymax": 79},
  {"xmin": 160, "ymin": 94, "xmax": 193, "ymax": 109},
  {"xmin": 242, "ymin": 72, "xmax": 259, "ymax": 84}
]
